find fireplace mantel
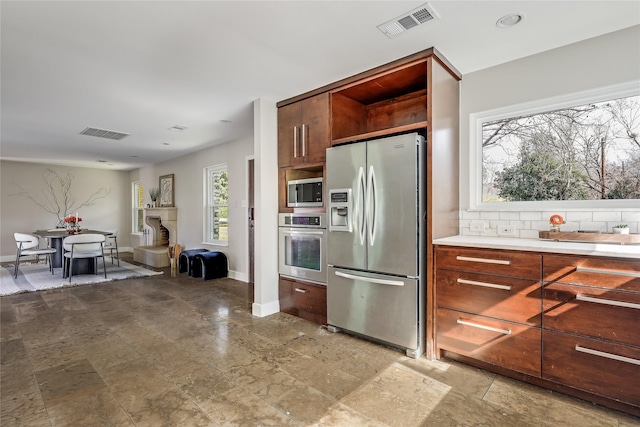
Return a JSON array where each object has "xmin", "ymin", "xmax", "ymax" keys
[{"xmin": 144, "ymin": 207, "xmax": 178, "ymax": 246}]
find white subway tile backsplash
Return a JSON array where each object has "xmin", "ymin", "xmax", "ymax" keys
[
  {"xmin": 622, "ymin": 211, "xmax": 640, "ymax": 222},
  {"xmin": 520, "ymin": 229, "xmax": 540, "ymax": 239},
  {"xmin": 593, "ymin": 211, "xmax": 622, "ymax": 222},
  {"xmin": 520, "ymin": 212, "xmax": 542, "ymax": 221},
  {"xmin": 566, "ymin": 211, "xmax": 592, "ymax": 222},
  {"xmin": 461, "ymin": 211, "xmax": 481, "ymax": 220},
  {"xmin": 460, "ymin": 209, "xmax": 638, "ymax": 240},
  {"xmin": 480, "ymin": 211, "xmax": 500, "ymax": 220},
  {"xmin": 499, "ymin": 212, "xmax": 520, "ymax": 220}
]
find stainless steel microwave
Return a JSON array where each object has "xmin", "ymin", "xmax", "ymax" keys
[{"xmin": 287, "ymin": 177, "xmax": 323, "ymax": 207}]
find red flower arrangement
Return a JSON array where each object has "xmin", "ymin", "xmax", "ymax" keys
[
  {"xmin": 549, "ymin": 214, "xmax": 565, "ymax": 232},
  {"xmin": 64, "ymin": 216, "xmax": 82, "ymax": 224}
]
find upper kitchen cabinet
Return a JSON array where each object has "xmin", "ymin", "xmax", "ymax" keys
[
  {"xmin": 331, "ymin": 60, "xmax": 427, "ymax": 144},
  {"xmin": 330, "ymin": 48, "xmax": 461, "ymax": 145},
  {"xmin": 278, "ymin": 92, "xmax": 330, "ymax": 168}
]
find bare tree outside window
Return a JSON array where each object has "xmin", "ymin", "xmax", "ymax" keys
[{"xmin": 482, "ymin": 95, "xmax": 640, "ymax": 202}]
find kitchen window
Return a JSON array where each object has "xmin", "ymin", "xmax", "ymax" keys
[
  {"xmin": 132, "ymin": 181, "xmax": 144, "ymax": 233},
  {"xmin": 204, "ymin": 164, "xmax": 229, "ymax": 246},
  {"xmin": 469, "ymin": 81, "xmax": 640, "ymax": 210}
]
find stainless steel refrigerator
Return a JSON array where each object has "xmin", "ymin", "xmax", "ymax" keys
[{"xmin": 326, "ymin": 132, "xmax": 426, "ymax": 358}]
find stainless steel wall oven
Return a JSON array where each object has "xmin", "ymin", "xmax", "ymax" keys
[{"xmin": 278, "ymin": 213, "xmax": 327, "ymax": 284}]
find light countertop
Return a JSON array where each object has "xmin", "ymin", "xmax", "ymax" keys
[{"xmin": 433, "ymin": 235, "xmax": 640, "ymax": 260}]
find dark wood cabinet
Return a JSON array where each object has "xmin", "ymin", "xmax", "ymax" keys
[
  {"xmin": 542, "ymin": 330, "xmax": 640, "ymax": 408},
  {"xmin": 437, "ymin": 308, "xmax": 541, "ymax": 377},
  {"xmin": 435, "ymin": 247, "xmax": 542, "ymax": 377},
  {"xmin": 330, "ymin": 60, "xmax": 428, "ymax": 144},
  {"xmin": 277, "ymin": 93, "xmax": 330, "ymax": 168},
  {"xmin": 435, "ymin": 245, "xmax": 640, "ymax": 416},
  {"xmin": 279, "ymin": 276, "xmax": 327, "ymax": 325}
]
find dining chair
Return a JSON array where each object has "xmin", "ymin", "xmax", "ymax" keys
[
  {"xmin": 103, "ymin": 229, "xmax": 119, "ymax": 266},
  {"xmin": 13, "ymin": 233, "xmax": 57, "ymax": 279},
  {"xmin": 62, "ymin": 234, "xmax": 107, "ymax": 282}
]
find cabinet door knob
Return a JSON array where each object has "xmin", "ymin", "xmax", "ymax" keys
[
  {"xmin": 294, "ymin": 287, "xmax": 308, "ymax": 293},
  {"xmin": 301, "ymin": 124, "xmax": 307, "ymax": 157},
  {"xmin": 576, "ymin": 266, "xmax": 640, "ymax": 278}
]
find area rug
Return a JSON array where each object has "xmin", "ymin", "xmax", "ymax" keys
[{"xmin": 0, "ymin": 258, "xmax": 163, "ymax": 296}]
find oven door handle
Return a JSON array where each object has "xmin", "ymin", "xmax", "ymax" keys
[{"xmin": 281, "ymin": 230, "xmax": 325, "ymax": 236}]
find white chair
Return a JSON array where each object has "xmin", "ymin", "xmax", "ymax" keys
[
  {"xmin": 62, "ymin": 234, "xmax": 107, "ymax": 283},
  {"xmin": 103, "ymin": 229, "xmax": 119, "ymax": 266},
  {"xmin": 14, "ymin": 233, "xmax": 57, "ymax": 279}
]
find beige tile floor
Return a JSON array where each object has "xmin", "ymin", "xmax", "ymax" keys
[{"xmin": 1, "ymin": 255, "xmax": 639, "ymax": 426}]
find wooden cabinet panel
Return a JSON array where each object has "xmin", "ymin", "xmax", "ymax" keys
[
  {"xmin": 277, "ymin": 103, "xmax": 299, "ymax": 168},
  {"xmin": 436, "ymin": 246, "xmax": 541, "ymax": 280},
  {"xmin": 543, "ymin": 282, "xmax": 640, "ymax": 348},
  {"xmin": 330, "ymin": 60, "xmax": 428, "ymax": 144},
  {"xmin": 301, "ymin": 93, "xmax": 330, "ymax": 164},
  {"xmin": 543, "ymin": 254, "xmax": 640, "ymax": 292},
  {"xmin": 543, "ymin": 330, "xmax": 640, "ymax": 408},
  {"xmin": 436, "ymin": 269, "xmax": 541, "ymax": 326},
  {"xmin": 278, "ymin": 93, "xmax": 330, "ymax": 168},
  {"xmin": 437, "ymin": 308, "xmax": 541, "ymax": 377},
  {"xmin": 279, "ymin": 276, "xmax": 327, "ymax": 324}
]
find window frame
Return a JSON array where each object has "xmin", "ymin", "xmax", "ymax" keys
[
  {"xmin": 203, "ymin": 164, "xmax": 229, "ymax": 246},
  {"xmin": 469, "ymin": 81, "xmax": 640, "ymax": 211},
  {"xmin": 132, "ymin": 181, "xmax": 144, "ymax": 233}
]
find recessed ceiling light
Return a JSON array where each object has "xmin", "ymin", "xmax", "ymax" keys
[
  {"xmin": 96, "ymin": 159, "xmax": 107, "ymax": 163},
  {"xmin": 168, "ymin": 125, "xmax": 188, "ymax": 132},
  {"xmin": 163, "ymin": 142, "xmax": 170, "ymax": 146},
  {"xmin": 130, "ymin": 155, "xmax": 139, "ymax": 158},
  {"xmin": 496, "ymin": 13, "xmax": 524, "ymax": 28},
  {"xmin": 220, "ymin": 120, "xmax": 232, "ymax": 124}
]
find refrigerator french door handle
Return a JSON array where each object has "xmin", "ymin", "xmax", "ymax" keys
[
  {"xmin": 335, "ymin": 270, "xmax": 404, "ymax": 286},
  {"xmin": 355, "ymin": 166, "xmax": 366, "ymax": 245},
  {"xmin": 367, "ymin": 165, "xmax": 377, "ymax": 246}
]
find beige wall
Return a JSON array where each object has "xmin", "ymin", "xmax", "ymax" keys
[
  {"xmin": 1, "ymin": 161, "xmax": 130, "ymax": 259},
  {"xmin": 457, "ymin": 25, "xmax": 640, "ymax": 238},
  {"xmin": 129, "ymin": 135, "xmax": 254, "ymax": 281}
]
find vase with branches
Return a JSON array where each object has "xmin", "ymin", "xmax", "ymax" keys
[
  {"xmin": 11, "ymin": 168, "xmax": 112, "ymax": 228},
  {"xmin": 149, "ymin": 187, "xmax": 159, "ymax": 207}
]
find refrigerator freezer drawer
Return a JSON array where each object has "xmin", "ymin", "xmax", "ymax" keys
[{"xmin": 327, "ymin": 267, "xmax": 419, "ymax": 351}]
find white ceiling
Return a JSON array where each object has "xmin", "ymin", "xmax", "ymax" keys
[{"xmin": 2, "ymin": 1, "xmax": 639, "ymax": 171}]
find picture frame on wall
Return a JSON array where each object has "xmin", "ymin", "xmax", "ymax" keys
[{"xmin": 159, "ymin": 174, "xmax": 175, "ymax": 207}]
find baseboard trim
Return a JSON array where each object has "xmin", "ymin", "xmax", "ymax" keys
[{"xmin": 252, "ymin": 300, "xmax": 280, "ymax": 318}]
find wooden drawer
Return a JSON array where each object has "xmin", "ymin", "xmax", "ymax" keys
[
  {"xmin": 436, "ymin": 246, "xmax": 541, "ymax": 279},
  {"xmin": 436, "ymin": 269, "xmax": 541, "ymax": 326},
  {"xmin": 543, "ymin": 283, "xmax": 640, "ymax": 347},
  {"xmin": 279, "ymin": 277, "xmax": 327, "ymax": 324},
  {"xmin": 543, "ymin": 330, "xmax": 640, "ymax": 408},
  {"xmin": 436, "ymin": 308, "xmax": 541, "ymax": 377},
  {"xmin": 543, "ymin": 255, "xmax": 640, "ymax": 292}
]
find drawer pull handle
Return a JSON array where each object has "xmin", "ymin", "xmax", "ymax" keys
[
  {"xmin": 456, "ymin": 319, "xmax": 511, "ymax": 335},
  {"xmin": 576, "ymin": 266, "xmax": 640, "ymax": 278},
  {"xmin": 294, "ymin": 288, "xmax": 308, "ymax": 294},
  {"xmin": 576, "ymin": 295, "xmax": 640, "ymax": 310},
  {"xmin": 456, "ymin": 256, "xmax": 511, "ymax": 265},
  {"xmin": 457, "ymin": 278, "xmax": 512, "ymax": 291},
  {"xmin": 575, "ymin": 345, "xmax": 640, "ymax": 366}
]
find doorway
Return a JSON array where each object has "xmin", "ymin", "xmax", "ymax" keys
[{"xmin": 248, "ymin": 158, "xmax": 255, "ymax": 284}]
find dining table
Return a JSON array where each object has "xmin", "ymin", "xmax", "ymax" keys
[{"xmin": 32, "ymin": 229, "xmax": 113, "ymax": 273}]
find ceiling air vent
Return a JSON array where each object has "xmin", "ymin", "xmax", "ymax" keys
[
  {"xmin": 378, "ymin": 3, "xmax": 439, "ymax": 39},
  {"xmin": 79, "ymin": 127, "xmax": 130, "ymax": 140}
]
